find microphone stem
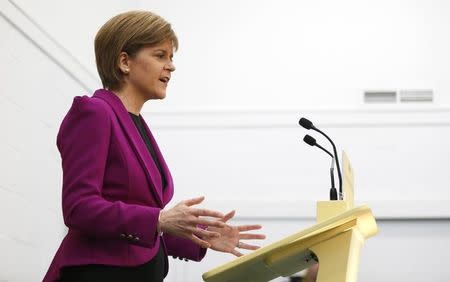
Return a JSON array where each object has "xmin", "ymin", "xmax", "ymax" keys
[
  {"xmin": 313, "ymin": 127, "xmax": 343, "ymax": 199},
  {"xmin": 315, "ymin": 143, "xmax": 334, "ymax": 158}
]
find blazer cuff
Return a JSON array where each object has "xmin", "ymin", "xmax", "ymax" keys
[{"xmin": 120, "ymin": 205, "xmax": 160, "ymax": 248}]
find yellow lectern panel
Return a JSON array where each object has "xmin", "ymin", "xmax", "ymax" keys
[{"xmin": 202, "ymin": 205, "xmax": 377, "ymax": 282}]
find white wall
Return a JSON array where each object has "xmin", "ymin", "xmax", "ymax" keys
[
  {"xmin": 1, "ymin": 0, "xmax": 449, "ymax": 281},
  {"xmin": 142, "ymin": 0, "xmax": 450, "ymax": 109}
]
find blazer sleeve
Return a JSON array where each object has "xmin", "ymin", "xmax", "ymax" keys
[
  {"xmin": 163, "ymin": 232, "xmax": 207, "ymax": 262},
  {"xmin": 57, "ymin": 96, "xmax": 160, "ymax": 248}
]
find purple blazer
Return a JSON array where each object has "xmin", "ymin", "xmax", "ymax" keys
[{"xmin": 43, "ymin": 89, "xmax": 206, "ymax": 281}]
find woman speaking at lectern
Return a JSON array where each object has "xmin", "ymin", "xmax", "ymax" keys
[{"xmin": 43, "ymin": 11, "xmax": 265, "ymax": 281}]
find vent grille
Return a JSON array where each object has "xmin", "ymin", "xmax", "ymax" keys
[
  {"xmin": 399, "ymin": 89, "xmax": 433, "ymax": 103},
  {"xmin": 364, "ymin": 91, "xmax": 397, "ymax": 103},
  {"xmin": 364, "ymin": 89, "xmax": 434, "ymax": 103}
]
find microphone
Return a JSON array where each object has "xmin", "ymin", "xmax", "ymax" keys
[
  {"xmin": 303, "ymin": 135, "xmax": 338, "ymax": 200},
  {"xmin": 299, "ymin": 117, "xmax": 343, "ymax": 200}
]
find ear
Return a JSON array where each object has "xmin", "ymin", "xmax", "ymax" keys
[{"xmin": 118, "ymin": 52, "xmax": 131, "ymax": 74}]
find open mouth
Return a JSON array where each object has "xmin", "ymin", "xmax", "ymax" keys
[{"xmin": 159, "ymin": 77, "xmax": 170, "ymax": 83}]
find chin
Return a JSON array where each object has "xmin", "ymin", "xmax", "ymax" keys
[
  {"xmin": 156, "ymin": 92, "xmax": 167, "ymax": 99},
  {"xmin": 146, "ymin": 91, "xmax": 166, "ymax": 100}
]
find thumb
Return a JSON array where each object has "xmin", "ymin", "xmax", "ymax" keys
[{"xmin": 183, "ymin": 196, "xmax": 205, "ymax": 206}]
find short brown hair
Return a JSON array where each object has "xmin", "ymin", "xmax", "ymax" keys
[{"xmin": 94, "ymin": 10, "xmax": 178, "ymax": 90}]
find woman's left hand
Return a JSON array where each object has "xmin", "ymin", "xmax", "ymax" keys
[{"xmin": 205, "ymin": 210, "xmax": 266, "ymax": 257}]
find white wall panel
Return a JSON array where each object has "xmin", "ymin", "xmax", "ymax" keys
[
  {"xmin": 359, "ymin": 220, "xmax": 450, "ymax": 282},
  {"xmin": 0, "ymin": 8, "xmax": 78, "ymax": 281},
  {"xmin": 11, "ymin": 0, "xmax": 141, "ymax": 85},
  {"xmin": 146, "ymin": 108, "xmax": 450, "ymax": 219},
  {"xmin": 8, "ymin": 0, "xmax": 450, "ymax": 110},
  {"xmin": 138, "ymin": 0, "xmax": 450, "ymax": 110}
]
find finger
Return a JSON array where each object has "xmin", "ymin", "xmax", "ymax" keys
[
  {"xmin": 191, "ymin": 208, "xmax": 224, "ymax": 218},
  {"xmin": 237, "ymin": 242, "xmax": 260, "ymax": 250},
  {"xmin": 231, "ymin": 249, "xmax": 243, "ymax": 257},
  {"xmin": 190, "ymin": 234, "xmax": 211, "ymax": 248},
  {"xmin": 183, "ymin": 196, "xmax": 205, "ymax": 206},
  {"xmin": 222, "ymin": 210, "xmax": 235, "ymax": 222},
  {"xmin": 237, "ymin": 224, "xmax": 262, "ymax": 232},
  {"xmin": 191, "ymin": 227, "xmax": 221, "ymax": 238},
  {"xmin": 195, "ymin": 218, "xmax": 226, "ymax": 228},
  {"xmin": 239, "ymin": 233, "xmax": 266, "ymax": 240}
]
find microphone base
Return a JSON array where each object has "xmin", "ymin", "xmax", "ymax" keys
[{"xmin": 330, "ymin": 188, "xmax": 338, "ymax": 201}]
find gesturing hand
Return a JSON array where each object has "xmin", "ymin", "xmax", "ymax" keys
[
  {"xmin": 205, "ymin": 210, "xmax": 266, "ymax": 257},
  {"xmin": 158, "ymin": 196, "xmax": 226, "ymax": 248}
]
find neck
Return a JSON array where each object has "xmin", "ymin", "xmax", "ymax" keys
[{"xmin": 113, "ymin": 84, "xmax": 146, "ymax": 115}]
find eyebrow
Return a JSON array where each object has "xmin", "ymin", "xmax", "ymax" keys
[{"xmin": 153, "ymin": 49, "xmax": 174, "ymax": 57}]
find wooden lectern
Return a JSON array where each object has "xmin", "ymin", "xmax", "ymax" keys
[{"xmin": 202, "ymin": 152, "xmax": 378, "ymax": 282}]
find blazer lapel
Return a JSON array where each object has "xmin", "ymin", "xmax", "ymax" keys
[
  {"xmin": 93, "ymin": 89, "xmax": 163, "ymax": 206},
  {"xmin": 139, "ymin": 115, "xmax": 174, "ymax": 202}
]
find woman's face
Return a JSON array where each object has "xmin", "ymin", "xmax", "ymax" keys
[{"xmin": 124, "ymin": 40, "xmax": 175, "ymax": 100}]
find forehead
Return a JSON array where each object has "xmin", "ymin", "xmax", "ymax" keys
[{"xmin": 146, "ymin": 40, "xmax": 174, "ymax": 53}]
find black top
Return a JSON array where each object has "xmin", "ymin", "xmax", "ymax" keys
[
  {"xmin": 60, "ymin": 244, "xmax": 166, "ymax": 281},
  {"xmin": 129, "ymin": 112, "xmax": 166, "ymax": 190}
]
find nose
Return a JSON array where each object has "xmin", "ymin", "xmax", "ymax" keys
[{"xmin": 165, "ymin": 61, "xmax": 176, "ymax": 72}]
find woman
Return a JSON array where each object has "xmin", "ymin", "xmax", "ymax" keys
[{"xmin": 43, "ymin": 10, "xmax": 265, "ymax": 282}]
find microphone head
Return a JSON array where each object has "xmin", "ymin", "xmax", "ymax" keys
[
  {"xmin": 303, "ymin": 134, "xmax": 316, "ymax": 146},
  {"xmin": 299, "ymin": 117, "xmax": 314, "ymax": 129}
]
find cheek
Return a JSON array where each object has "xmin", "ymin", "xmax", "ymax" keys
[
  {"xmin": 141, "ymin": 63, "xmax": 160, "ymax": 80},
  {"xmin": 132, "ymin": 64, "xmax": 154, "ymax": 83},
  {"xmin": 129, "ymin": 57, "xmax": 162, "ymax": 87}
]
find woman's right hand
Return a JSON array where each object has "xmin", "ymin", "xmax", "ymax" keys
[{"xmin": 158, "ymin": 196, "xmax": 226, "ymax": 248}]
